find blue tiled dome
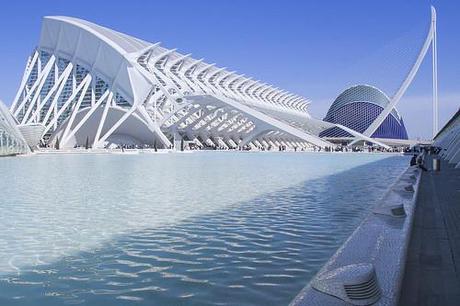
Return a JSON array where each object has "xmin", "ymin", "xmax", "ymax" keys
[{"xmin": 320, "ymin": 85, "xmax": 408, "ymax": 140}]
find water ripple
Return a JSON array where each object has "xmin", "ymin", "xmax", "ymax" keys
[{"xmin": 0, "ymin": 153, "xmax": 408, "ymax": 305}]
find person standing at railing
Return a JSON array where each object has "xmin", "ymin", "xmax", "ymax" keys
[
  {"xmin": 410, "ymin": 154, "xmax": 417, "ymax": 166},
  {"xmin": 416, "ymin": 152, "xmax": 428, "ymax": 171}
]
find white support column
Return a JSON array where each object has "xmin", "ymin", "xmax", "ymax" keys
[
  {"xmin": 96, "ymin": 103, "xmax": 142, "ymax": 147},
  {"xmin": 136, "ymin": 105, "xmax": 172, "ymax": 148},
  {"xmin": 10, "ymin": 51, "xmax": 39, "ymax": 112},
  {"xmin": 40, "ymin": 63, "xmax": 74, "ymax": 127},
  {"xmin": 195, "ymin": 113, "xmax": 223, "ymax": 134},
  {"xmin": 93, "ymin": 92, "xmax": 114, "ymax": 147},
  {"xmin": 361, "ymin": 6, "xmax": 437, "ymax": 139},
  {"xmin": 62, "ymin": 89, "xmax": 110, "ymax": 146},
  {"xmin": 91, "ymin": 78, "xmax": 96, "ymax": 106},
  {"xmin": 239, "ymin": 127, "xmax": 270, "ymax": 147},
  {"xmin": 60, "ymin": 75, "xmax": 92, "ymax": 145},
  {"xmin": 14, "ymin": 55, "xmax": 56, "ymax": 117},
  {"xmin": 192, "ymin": 107, "xmax": 224, "ymax": 132},
  {"xmin": 432, "ymin": 6, "xmax": 439, "ymax": 137},
  {"xmin": 20, "ymin": 56, "xmax": 57, "ymax": 124},
  {"xmin": 43, "ymin": 72, "xmax": 90, "ymax": 135}
]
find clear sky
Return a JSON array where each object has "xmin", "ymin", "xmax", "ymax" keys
[{"xmin": 0, "ymin": 0, "xmax": 458, "ymax": 139}]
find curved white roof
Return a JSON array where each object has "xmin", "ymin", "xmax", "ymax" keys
[
  {"xmin": 10, "ymin": 15, "xmax": 361, "ymax": 149},
  {"xmin": 39, "ymin": 16, "xmax": 154, "ymax": 105},
  {"xmin": 10, "ymin": 16, "xmax": 396, "ymax": 150},
  {"xmin": 38, "ymin": 16, "xmax": 311, "ymax": 117},
  {"xmin": 43, "ymin": 16, "xmax": 152, "ymax": 55}
]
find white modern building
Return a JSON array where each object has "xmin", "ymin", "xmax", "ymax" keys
[
  {"xmin": 10, "ymin": 16, "xmax": 388, "ymax": 151},
  {"xmin": 320, "ymin": 85, "xmax": 410, "ymax": 146},
  {"xmin": 433, "ymin": 109, "xmax": 460, "ymax": 168},
  {"xmin": 10, "ymin": 7, "xmax": 439, "ymax": 152},
  {"xmin": 0, "ymin": 100, "xmax": 30, "ymax": 156}
]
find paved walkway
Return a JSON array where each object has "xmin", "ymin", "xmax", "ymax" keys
[{"xmin": 399, "ymin": 156, "xmax": 460, "ymax": 305}]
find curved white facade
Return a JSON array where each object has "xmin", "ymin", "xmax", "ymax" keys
[
  {"xmin": 0, "ymin": 101, "xmax": 30, "ymax": 155},
  {"xmin": 10, "ymin": 16, "xmax": 337, "ymax": 150},
  {"xmin": 18, "ymin": 123, "xmax": 46, "ymax": 149}
]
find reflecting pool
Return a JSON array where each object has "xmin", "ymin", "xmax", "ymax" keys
[{"xmin": 0, "ymin": 152, "xmax": 408, "ymax": 305}]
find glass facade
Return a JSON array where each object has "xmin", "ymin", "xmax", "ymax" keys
[{"xmin": 14, "ymin": 50, "xmax": 131, "ymax": 142}]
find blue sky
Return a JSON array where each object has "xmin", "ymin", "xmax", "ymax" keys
[{"xmin": 0, "ymin": 0, "xmax": 458, "ymax": 139}]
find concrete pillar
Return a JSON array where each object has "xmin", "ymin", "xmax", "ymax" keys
[{"xmin": 173, "ymin": 131, "xmax": 182, "ymax": 151}]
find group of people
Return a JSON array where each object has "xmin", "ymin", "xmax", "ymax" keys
[
  {"xmin": 410, "ymin": 152, "xmax": 428, "ymax": 171},
  {"xmin": 409, "ymin": 145, "xmax": 442, "ymax": 171}
]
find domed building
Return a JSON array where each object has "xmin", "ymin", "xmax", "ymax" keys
[{"xmin": 319, "ymin": 85, "xmax": 408, "ymax": 140}]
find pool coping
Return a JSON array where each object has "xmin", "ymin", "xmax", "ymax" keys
[{"xmin": 290, "ymin": 165, "xmax": 422, "ymax": 306}]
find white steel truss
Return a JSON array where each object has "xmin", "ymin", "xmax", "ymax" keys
[
  {"xmin": 10, "ymin": 16, "xmax": 402, "ymax": 151},
  {"xmin": 9, "ymin": 16, "xmax": 340, "ymax": 150},
  {"xmin": 350, "ymin": 6, "xmax": 439, "ymax": 146}
]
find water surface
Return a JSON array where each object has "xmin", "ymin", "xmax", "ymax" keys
[{"xmin": 0, "ymin": 152, "xmax": 408, "ymax": 305}]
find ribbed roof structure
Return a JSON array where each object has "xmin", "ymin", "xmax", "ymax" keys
[
  {"xmin": 11, "ymin": 16, "xmax": 339, "ymax": 150},
  {"xmin": 11, "ymin": 17, "xmax": 392, "ymax": 150}
]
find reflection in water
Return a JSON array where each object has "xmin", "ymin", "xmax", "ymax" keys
[{"xmin": 0, "ymin": 153, "xmax": 408, "ymax": 305}]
